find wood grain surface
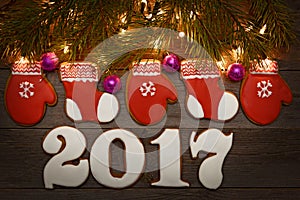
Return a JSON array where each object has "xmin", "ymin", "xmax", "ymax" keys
[{"xmin": 0, "ymin": 1, "xmax": 299, "ymax": 199}]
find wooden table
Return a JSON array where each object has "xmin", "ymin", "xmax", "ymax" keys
[{"xmin": 0, "ymin": 1, "xmax": 299, "ymax": 199}]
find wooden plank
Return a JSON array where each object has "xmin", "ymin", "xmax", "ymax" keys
[
  {"xmin": 278, "ymin": 46, "xmax": 300, "ymax": 71},
  {"xmin": 1, "ymin": 128, "xmax": 299, "ymax": 189},
  {"xmin": 0, "ymin": 70, "xmax": 299, "ymax": 129},
  {"xmin": 0, "ymin": 188, "xmax": 300, "ymax": 200}
]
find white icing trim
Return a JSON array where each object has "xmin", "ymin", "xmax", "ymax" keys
[
  {"xmin": 65, "ymin": 62, "xmax": 97, "ymax": 66},
  {"xmin": 61, "ymin": 77, "xmax": 99, "ymax": 82},
  {"xmin": 12, "ymin": 72, "xmax": 41, "ymax": 75},
  {"xmin": 250, "ymin": 58, "xmax": 278, "ymax": 73},
  {"xmin": 182, "ymin": 74, "xmax": 220, "ymax": 79},
  {"xmin": 181, "ymin": 59, "xmax": 216, "ymax": 65},
  {"xmin": 217, "ymin": 92, "xmax": 239, "ymax": 120},
  {"xmin": 60, "ymin": 62, "xmax": 100, "ymax": 81},
  {"xmin": 187, "ymin": 95, "xmax": 204, "ymax": 118},
  {"xmin": 132, "ymin": 59, "xmax": 161, "ymax": 76},
  {"xmin": 250, "ymin": 72, "xmax": 277, "ymax": 75},
  {"xmin": 132, "ymin": 71, "xmax": 160, "ymax": 76},
  {"xmin": 66, "ymin": 98, "xmax": 82, "ymax": 121},
  {"xmin": 97, "ymin": 93, "xmax": 119, "ymax": 122}
]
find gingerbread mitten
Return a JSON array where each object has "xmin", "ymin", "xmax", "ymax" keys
[
  {"xmin": 181, "ymin": 59, "xmax": 239, "ymax": 121},
  {"xmin": 240, "ymin": 59, "xmax": 292, "ymax": 125},
  {"xmin": 126, "ymin": 59, "xmax": 177, "ymax": 125},
  {"xmin": 5, "ymin": 60, "xmax": 57, "ymax": 125},
  {"xmin": 60, "ymin": 62, "xmax": 119, "ymax": 123}
]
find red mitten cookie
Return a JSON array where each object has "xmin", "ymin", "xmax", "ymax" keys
[
  {"xmin": 5, "ymin": 60, "xmax": 57, "ymax": 125},
  {"xmin": 126, "ymin": 59, "xmax": 177, "ymax": 125},
  {"xmin": 60, "ymin": 63, "xmax": 119, "ymax": 123},
  {"xmin": 181, "ymin": 59, "xmax": 239, "ymax": 121},
  {"xmin": 240, "ymin": 59, "xmax": 292, "ymax": 125}
]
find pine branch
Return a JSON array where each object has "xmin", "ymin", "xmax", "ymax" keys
[
  {"xmin": 249, "ymin": 0, "xmax": 296, "ymax": 53},
  {"xmin": 0, "ymin": 0, "xmax": 296, "ymax": 68}
]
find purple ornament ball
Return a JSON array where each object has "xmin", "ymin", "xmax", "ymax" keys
[
  {"xmin": 227, "ymin": 63, "xmax": 246, "ymax": 81},
  {"xmin": 41, "ymin": 52, "xmax": 58, "ymax": 72},
  {"xmin": 103, "ymin": 75, "xmax": 122, "ymax": 94},
  {"xmin": 162, "ymin": 54, "xmax": 180, "ymax": 72}
]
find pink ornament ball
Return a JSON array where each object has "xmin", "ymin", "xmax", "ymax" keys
[
  {"xmin": 103, "ymin": 75, "xmax": 122, "ymax": 94},
  {"xmin": 162, "ymin": 54, "xmax": 180, "ymax": 72},
  {"xmin": 41, "ymin": 52, "xmax": 58, "ymax": 72},
  {"xmin": 227, "ymin": 63, "xmax": 246, "ymax": 81}
]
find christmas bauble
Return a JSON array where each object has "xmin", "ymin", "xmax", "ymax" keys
[
  {"xmin": 227, "ymin": 63, "xmax": 245, "ymax": 81},
  {"xmin": 41, "ymin": 52, "xmax": 58, "ymax": 72},
  {"xmin": 103, "ymin": 75, "xmax": 122, "ymax": 94},
  {"xmin": 162, "ymin": 54, "xmax": 180, "ymax": 72}
]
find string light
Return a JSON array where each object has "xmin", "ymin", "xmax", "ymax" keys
[
  {"xmin": 157, "ymin": 9, "xmax": 165, "ymax": 15},
  {"xmin": 145, "ymin": 14, "xmax": 153, "ymax": 19},
  {"xmin": 42, "ymin": 0, "xmax": 55, "ymax": 5},
  {"xmin": 190, "ymin": 11, "xmax": 194, "ymax": 19},
  {"xmin": 245, "ymin": 25, "xmax": 253, "ymax": 32},
  {"xmin": 179, "ymin": 32, "xmax": 185, "ymax": 38},
  {"xmin": 259, "ymin": 24, "xmax": 267, "ymax": 34},
  {"xmin": 17, "ymin": 56, "xmax": 29, "ymax": 64},
  {"xmin": 63, "ymin": 45, "xmax": 69, "ymax": 54},
  {"xmin": 2, "ymin": 1, "xmax": 291, "ymax": 70},
  {"xmin": 231, "ymin": 46, "xmax": 244, "ymax": 62},
  {"xmin": 216, "ymin": 61, "xmax": 226, "ymax": 72},
  {"xmin": 120, "ymin": 29, "xmax": 127, "ymax": 34},
  {"xmin": 120, "ymin": 13, "xmax": 127, "ymax": 24}
]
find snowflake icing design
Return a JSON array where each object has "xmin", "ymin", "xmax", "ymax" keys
[
  {"xmin": 19, "ymin": 81, "xmax": 35, "ymax": 99},
  {"xmin": 139, "ymin": 81, "xmax": 156, "ymax": 97},
  {"xmin": 257, "ymin": 80, "xmax": 272, "ymax": 98}
]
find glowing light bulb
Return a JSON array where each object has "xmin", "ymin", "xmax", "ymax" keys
[
  {"xmin": 120, "ymin": 29, "xmax": 127, "ymax": 34},
  {"xmin": 146, "ymin": 14, "xmax": 152, "ymax": 19},
  {"xmin": 120, "ymin": 13, "xmax": 127, "ymax": 24},
  {"xmin": 245, "ymin": 25, "xmax": 253, "ymax": 32},
  {"xmin": 236, "ymin": 46, "xmax": 243, "ymax": 55},
  {"xmin": 216, "ymin": 60, "xmax": 226, "ymax": 72},
  {"xmin": 18, "ymin": 56, "xmax": 29, "ymax": 64},
  {"xmin": 190, "ymin": 11, "xmax": 194, "ymax": 19},
  {"xmin": 179, "ymin": 32, "xmax": 185, "ymax": 38},
  {"xmin": 63, "ymin": 45, "xmax": 69, "ymax": 54},
  {"xmin": 259, "ymin": 24, "xmax": 267, "ymax": 34},
  {"xmin": 157, "ymin": 9, "xmax": 165, "ymax": 15}
]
